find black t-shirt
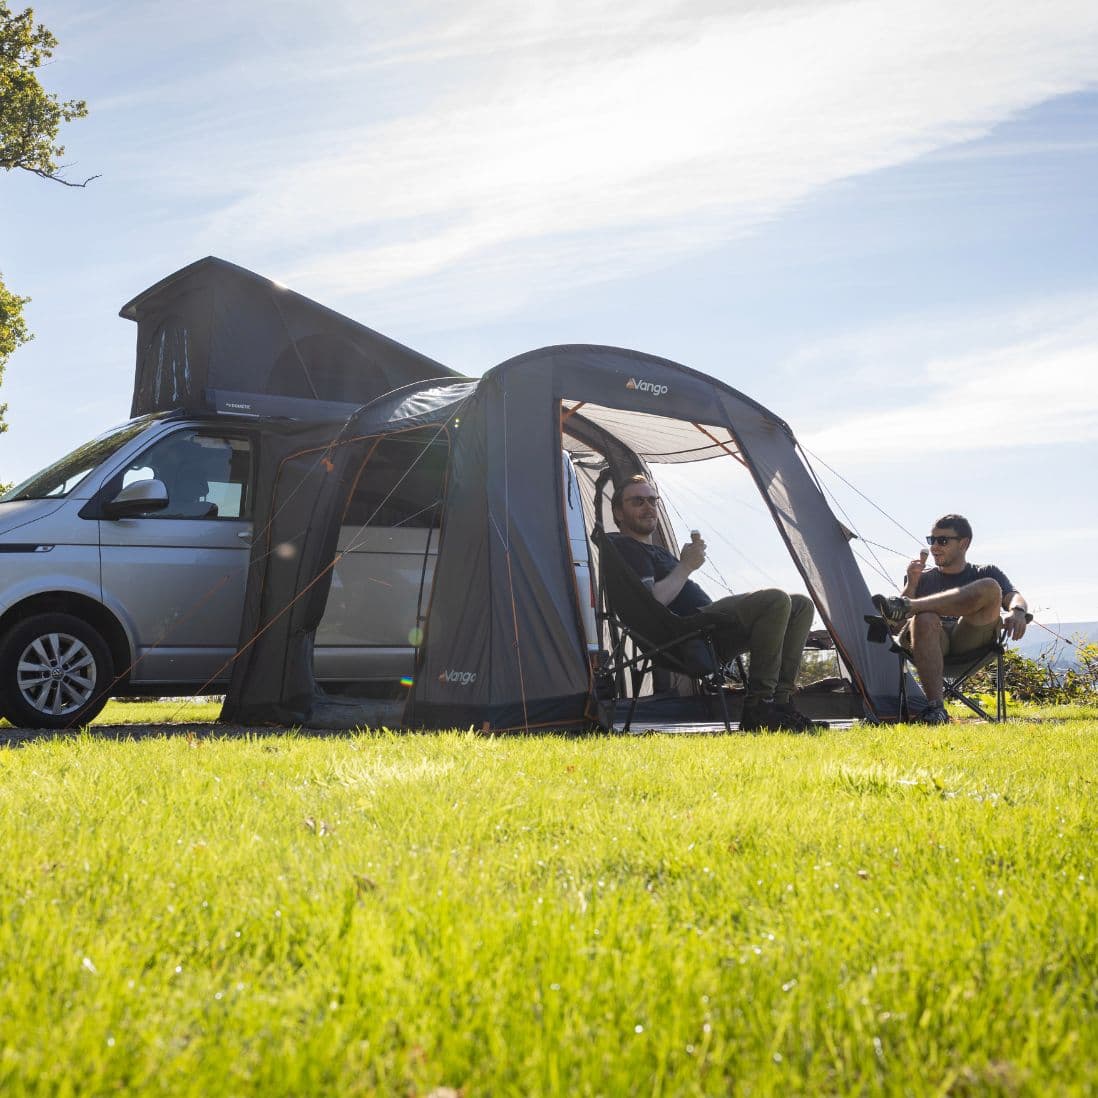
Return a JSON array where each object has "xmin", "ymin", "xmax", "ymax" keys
[
  {"xmin": 609, "ymin": 533, "xmax": 711, "ymax": 616},
  {"xmin": 915, "ymin": 562, "xmax": 1015, "ymax": 623}
]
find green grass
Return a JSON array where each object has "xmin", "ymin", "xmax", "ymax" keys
[{"xmin": 1, "ymin": 711, "xmax": 1096, "ymax": 1096}]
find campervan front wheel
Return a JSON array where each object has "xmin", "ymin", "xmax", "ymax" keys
[{"xmin": 0, "ymin": 613, "xmax": 114, "ymax": 730}]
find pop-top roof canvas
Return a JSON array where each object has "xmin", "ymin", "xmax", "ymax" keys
[{"xmin": 121, "ymin": 256, "xmax": 457, "ymax": 417}]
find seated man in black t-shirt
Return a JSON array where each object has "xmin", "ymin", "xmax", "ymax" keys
[
  {"xmin": 609, "ymin": 474, "xmax": 819, "ymax": 732},
  {"xmin": 873, "ymin": 513, "xmax": 1030, "ymax": 724}
]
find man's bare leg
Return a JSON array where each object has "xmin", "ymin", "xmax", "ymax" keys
[
  {"xmin": 910, "ymin": 613, "xmax": 946, "ymax": 703},
  {"xmin": 905, "ymin": 578, "xmax": 1002, "ymax": 625},
  {"xmin": 879, "ymin": 579, "xmax": 1003, "ymax": 710}
]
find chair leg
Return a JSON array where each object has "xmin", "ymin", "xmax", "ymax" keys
[
  {"xmin": 701, "ymin": 637, "xmax": 732, "ymax": 732},
  {"xmin": 623, "ymin": 656, "xmax": 650, "ymax": 733},
  {"xmin": 942, "ymin": 651, "xmax": 1003, "ymax": 723},
  {"xmin": 715, "ymin": 681, "xmax": 731, "ymax": 732},
  {"xmin": 898, "ymin": 654, "xmax": 909, "ymax": 720},
  {"xmin": 707, "ymin": 667, "xmax": 733, "ymax": 729},
  {"xmin": 946, "ymin": 687, "xmax": 993, "ymax": 722},
  {"xmin": 943, "ymin": 665, "xmax": 994, "ymax": 721},
  {"xmin": 996, "ymin": 651, "xmax": 1006, "ymax": 721},
  {"xmin": 628, "ymin": 649, "xmax": 648, "ymax": 700}
]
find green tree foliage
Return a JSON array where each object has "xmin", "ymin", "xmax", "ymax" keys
[
  {"xmin": 967, "ymin": 639, "xmax": 1098, "ymax": 703},
  {"xmin": 1, "ymin": 2, "xmax": 88, "ymax": 181},
  {"xmin": 0, "ymin": 271, "xmax": 30, "ymax": 435},
  {"xmin": 1, "ymin": 3, "xmax": 90, "ymax": 435},
  {"xmin": 797, "ymin": 635, "xmax": 1098, "ymax": 705}
]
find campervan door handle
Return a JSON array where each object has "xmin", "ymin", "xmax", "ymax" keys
[{"xmin": 238, "ymin": 531, "xmax": 253, "ymax": 543}]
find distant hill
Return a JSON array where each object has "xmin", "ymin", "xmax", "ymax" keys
[{"xmin": 1015, "ymin": 622, "xmax": 1098, "ymax": 671}]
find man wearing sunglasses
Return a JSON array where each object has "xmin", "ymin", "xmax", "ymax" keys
[
  {"xmin": 873, "ymin": 514, "xmax": 1029, "ymax": 724},
  {"xmin": 609, "ymin": 474, "xmax": 819, "ymax": 733}
]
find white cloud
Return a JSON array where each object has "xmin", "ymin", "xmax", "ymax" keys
[
  {"xmin": 49, "ymin": 0, "xmax": 1098, "ymax": 328},
  {"xmin": 147, "ymin": 0, "xmax": 1098, "ymax": 319},
  {"xmin": 800, "ymin": 295, "xmax": 1098, "ymax": 459}
]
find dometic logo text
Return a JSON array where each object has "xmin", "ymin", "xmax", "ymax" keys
[
  {"xmin": 626, "ymin": 377, "xmax": 669, "ymax": 397},
  {"xmin": 439, "ymin": 669, "xmax": 478, "ymax": 686}
]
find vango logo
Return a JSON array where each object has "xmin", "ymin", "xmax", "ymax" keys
[
  {"xmin": 626, "ymin": 377, "xmax": 669, "ymax": 397},
  {"xmin": 439, "ymin": 669, "xmax": 478, "ymax": 686}
]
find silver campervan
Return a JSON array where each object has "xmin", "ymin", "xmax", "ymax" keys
[
  {"xmin": 0, "ymin": 414, "xmax": 596, "ymax": 729},
  {"xmin": 0, "ymin": 412, "xmax": 448, "ymax": 728}
]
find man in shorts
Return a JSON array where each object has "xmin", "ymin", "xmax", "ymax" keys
[
  {"xmin": 873, "ymin": 514, "xmax": 1030, "ymax": 724},
  {"xmin": 610, "ymin": 474, "xmax": 820, "ymax": 732}
]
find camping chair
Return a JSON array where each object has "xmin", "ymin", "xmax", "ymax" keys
[
  {"xmin": 591, "ymin": 525, "xmax": 740, "ymax": 732},
  {"xmin": 864, "ymin": 613, "xmax": 1017, "ymax": 722}
]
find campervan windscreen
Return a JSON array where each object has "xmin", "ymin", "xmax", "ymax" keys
[{"xmin": 0, "ymin": 415, "xmax": 161, "ymax": 501}]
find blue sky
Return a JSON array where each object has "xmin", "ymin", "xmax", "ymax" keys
[{"xmin": 2, "ymin": 0, "xmax": 1097, "ymax": 626}]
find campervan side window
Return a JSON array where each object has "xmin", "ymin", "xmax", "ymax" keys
[
  {"xmin": 118, "ymin": 430, "xmax": 253, "ymax": 520},
  {"xmin": 343, "ymin": 432, "xmax": 448, "ymax": 529}
]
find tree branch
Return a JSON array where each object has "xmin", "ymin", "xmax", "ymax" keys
[{"xmin": 26, "ymin": 166, "xmax": 101, "ymax": 187}]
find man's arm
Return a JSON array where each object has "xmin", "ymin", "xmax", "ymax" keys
[
  {"xmin": 652, "ymin": 561, "xmax": 696, "ymax": 606},
  {"xmin": 1002, "ymin": 589, "xmax": 1029, "ymax": 640},
  {"xmin": 991, "ymin": 565, "xmax": 1029, "ymax": 640},
  {"xmin": 612, "ymin": 533, "xmax": 707, "ymax": 608},
  {"xmin": 902, "ymin": 549, "xmax": 929, "ymax": 597},
  {"xmin": 651, "ymin": 536, "xmax": 706, "ymax": 607}
]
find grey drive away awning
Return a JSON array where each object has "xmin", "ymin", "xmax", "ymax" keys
[{"xmin": 221, "ymin": 346, "xmax": 914, "ymax": 730}]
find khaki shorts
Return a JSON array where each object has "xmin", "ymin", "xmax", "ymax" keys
[{"xmin": 898, "ymin": 616, "xmax": 999, "ymax": 657}]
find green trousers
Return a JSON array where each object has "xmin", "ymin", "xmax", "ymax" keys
[{"xmin": 687, "ymin": 589, "xmax": 814, "ymax": 702}]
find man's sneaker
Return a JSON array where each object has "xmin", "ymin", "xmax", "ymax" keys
[
  {"xmin": 740, "ymin": 697, "xmax": 780, "ymax": 732},
  {"xmin": 770, "ymin": 701, "xmax": 827, "ymax": 732},
  {"xmin": 872, "ymin": 594, "xmax": 911, "ymax": 631},
  {"xmin": 741, "ymin": 698, "xmax": 824, "ymax": 733},
  {"xmin": 918, "ymin": 702, "xmax": 951, "ymax": 724}
]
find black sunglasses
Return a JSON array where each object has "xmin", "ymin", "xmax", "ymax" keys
[
  {"xmin": 625, "ymin": 495, "xmax": 661, "ymax": 507},
  {"xmin": 926, "ymin": 535, "xmax": 961, "ymax": 546}
]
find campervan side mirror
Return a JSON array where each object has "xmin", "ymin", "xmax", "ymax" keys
[{"xmin": 102, "ymin": 478, "xmax": 169, "ymax": 519}]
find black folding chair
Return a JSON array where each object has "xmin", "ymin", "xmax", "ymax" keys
[
  {"xmin": 592, "ymin": 525, "xmax": 741, "ymax": 732},
  {"xmin": 865, "ymin": 614, "xmax": 1008, "ymax": 722}
]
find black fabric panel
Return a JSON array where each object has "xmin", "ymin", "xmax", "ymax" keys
[{"xmin": 220, "ymin": 419, "xmax": 361, "ymax": 725}]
